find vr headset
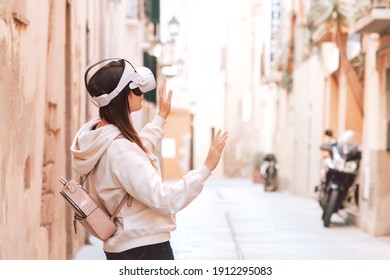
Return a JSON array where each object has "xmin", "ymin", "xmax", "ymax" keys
[{"xmin": 84, "ymin": 58, "xmax": 156, "ymax": 107}]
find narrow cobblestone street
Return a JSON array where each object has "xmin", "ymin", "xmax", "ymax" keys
[
  {"xmin": 75, "ymin": 178, "xmax": 390, "ymax": 260},
  {"xmin": 171, "ymin": 179, "xmax": 390, "ymax": 260}
]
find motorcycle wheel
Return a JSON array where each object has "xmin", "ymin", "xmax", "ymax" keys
[
  {"xmin": 264, "ymin": 176, "xmax": 276, "ymax": 192},
  {"xmin": 355, "ymin": 184, "xmax": 359, "ymax": 207},
  {"xmin": 322, "ymin": 189, "xmax": 339, "ymax": 228},
  {"xmin": 318, "ymin": 185, "xmax": 326, "ymax": 210}
]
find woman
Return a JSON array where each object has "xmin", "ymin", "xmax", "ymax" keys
[{"xmin": 71, "ymin": 59, "xmax": 228, "ymax": 260}]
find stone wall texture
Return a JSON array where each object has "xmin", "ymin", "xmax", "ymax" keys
[{"xmin": 0, "ymin": 0, "xmax": 148, "ymax": 259}]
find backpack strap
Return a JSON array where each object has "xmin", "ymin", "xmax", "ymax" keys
[
  {"xmin": 87, "ymin": 175, "xmax": 132, "ymax": 219},
  {"xmin": 77, "ymin": 135, "xmax": 131, "ymax": 220},
  {"xmin": 110, "ymin": 193, "xmax": 131, "ymax": 221},
  {"xmin": 79, "ymin": 172, "xmax": 91, "ymax": 187}
]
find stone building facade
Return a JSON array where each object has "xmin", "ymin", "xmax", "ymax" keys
[{"xmin": 0, "ymin": 0, "xmax": 158, "ymax": 259}]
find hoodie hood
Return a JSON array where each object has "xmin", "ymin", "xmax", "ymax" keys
[{"xmin": 71, "ymin": 118, "xmax": 121, "ymax": 176}]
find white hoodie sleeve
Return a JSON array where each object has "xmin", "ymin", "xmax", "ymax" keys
[
  {"xmin": 110, "ymin": 139, "xmax": 211, "ymax": 216},
  {"xmin": 138, "ymin": 115, "xmax": 165, "ymax": 154}
]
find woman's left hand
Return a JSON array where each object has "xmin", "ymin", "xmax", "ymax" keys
[{"xmin": 158, "ymin": 77, "xmax": 173, "ymax": 120}]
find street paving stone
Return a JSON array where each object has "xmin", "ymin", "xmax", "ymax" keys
[
  {"xmin": 171, "ymin": 179, "xmax": 390, "ymax": 260},
  {"xmin": 75, "ymin": 178, "xmax": 390, "ymax": 260}
]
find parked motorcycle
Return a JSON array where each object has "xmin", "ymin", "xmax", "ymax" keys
[
  {"xmin": 261, "ymin": 154, "xmax": 278, "ymax": 192},
  {"xmin": 315, "ymin": 130, "xmax": 361, "ymax": 227}
]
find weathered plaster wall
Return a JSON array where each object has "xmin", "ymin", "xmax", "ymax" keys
[{"xmin": 0, "ymin": 0, "xmax": 93, "ymax": 259}]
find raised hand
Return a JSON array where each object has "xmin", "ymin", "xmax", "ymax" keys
[
  {"xmin": 204, "ymin": 129, "xmax": 228, "ymax": 172},
  {"xmin": 158, "ymin": 77, "xmax": 173, "ymax": 120}
]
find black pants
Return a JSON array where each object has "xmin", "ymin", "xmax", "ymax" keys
[{"xmin": 105, "ymin": 241, "xmax": 174, "ymax": 260}]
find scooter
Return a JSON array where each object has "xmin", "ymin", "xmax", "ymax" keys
[
  {"xmin": 315, "ymin": 130, "xmax": 361, "ymax": 227},
  {"xmin": 261, "ymin": 154, "xmax": 278, "ymax": 192}
]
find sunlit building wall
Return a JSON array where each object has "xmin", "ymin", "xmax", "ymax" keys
[
  {"xmin": 350, "ymin": 2, "xmax": 390, "ymax": 236},
  {"xmin": 0, "ymin": 0, "xmax": 153, "ymax": 259},
  {"xmin": 159, "ymin": 0, "xmax": 231, "ymax": 178},
  {"xmin": 216, "ymin": 0, "xmax": 263, "ymax": 178}
]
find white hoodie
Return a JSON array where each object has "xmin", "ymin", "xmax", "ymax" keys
[{"xmin": 71, "ymin": 115, "xmax": 211, "ymax": 253}]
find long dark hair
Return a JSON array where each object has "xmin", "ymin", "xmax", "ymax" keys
[{"xmin": 86, "ymin": 60, "xmax": 148, "ymax": 154}]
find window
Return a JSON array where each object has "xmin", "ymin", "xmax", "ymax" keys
[{"xmin": 126, "ymin": 0, "xmax": 140, "ymax": 19}]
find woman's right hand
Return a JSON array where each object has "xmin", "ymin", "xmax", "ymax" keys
[
  {"xmin": 204, "ymin": 129, "xmax": 228, "ymax": 172},
  {"xmin": 158, "ymin": 77, "xmax": 173, "ymax": 120}
]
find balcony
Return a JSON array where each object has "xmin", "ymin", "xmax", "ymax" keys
[{"xmin": 351, "ymin": 8, "xmax": 390, "ymax": 34}]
